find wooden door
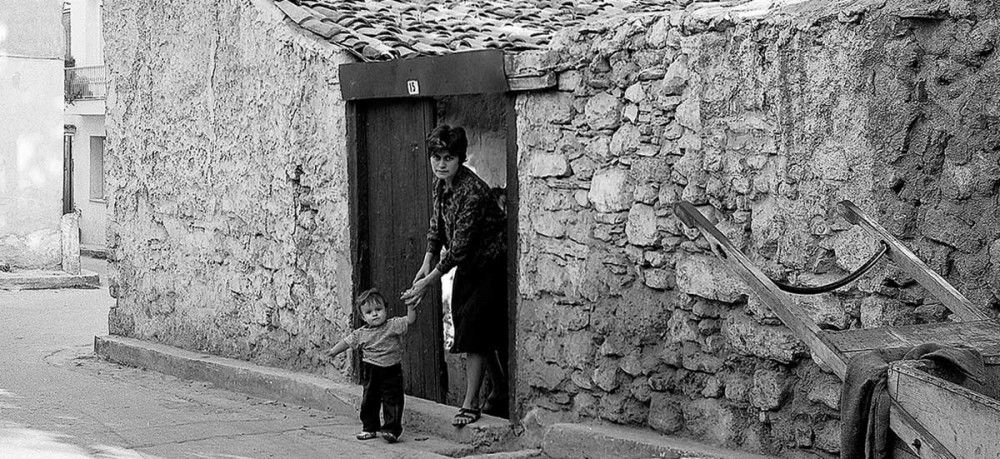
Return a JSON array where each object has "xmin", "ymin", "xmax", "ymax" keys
[{"xmin": 355, "ymin": 98, "xmax": 445, "ymax": 402}]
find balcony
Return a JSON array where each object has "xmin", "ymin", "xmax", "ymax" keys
[{"xmin": 65, "ymin": 65, "xmax": 107, "ymax": 102}]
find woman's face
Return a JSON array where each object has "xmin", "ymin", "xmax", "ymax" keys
[{"xmin": 430, "ymin": 151, "xmax": 460, "ymax": 182}]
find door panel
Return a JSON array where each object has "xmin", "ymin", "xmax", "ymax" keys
[{"xmin": 357, "ymin": 98, "xmax": 445, "ymax": 402}]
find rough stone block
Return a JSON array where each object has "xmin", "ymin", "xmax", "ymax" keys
[
  {"xmin": 814, "ymin": 420, "xmax": 841, "ymax": 453},
  {"xmin": 691, "ymin": 300, "xmax": 722, "ymax": 318},
  {"xmin": 794, "ymin": 293, "xmax": 848, "ymax": 330},
  {"xmin": 558, "ymin": 70, "xmax": 583, "ymax": 92},
  {"xmin": 661, "ymin": 54, "xmax": 690, "ymax": 95},
  {"xmin": 682, "ymin": 398, "xmax": 736, "ymax": 444},
  {"xmin": 630, "ymin": 156, "xmax": 671, "ymax": 184},
  {"xmin": 528, "ymin": 153, "xmax": 572, "ymax": 178},
  {"xmin": 860, "ymin": 295, "xmax": 911, "ymax": 328},
  {"xmin": 723, "ymin": 312, "xmax": 808, "ymax": 364},
  {"xmin": 532, "ymin": 212, "xmax": 567, "ymax": 238},
  {"xmin": 923, "ymin": 206, "xmax": 979, "ymax": 253},
  {"xmin": 565, "ymin": 331, "xmax": 595, "ymax": 369},
  {"xmin": 620, "ymin": 352, "xmax": 643, "ymax": 376},
  {"xmin": 675, "ymin": 254, "xmax": 747, "ymax": 303},
  {"xmin": 593, "ymin": 362, "xmax": 620, "ymax": 392},
  {"xmin": 589, "ymin": 169, "xmax": 633, "ymax": 213},
  {"xmin": 701, "ymin": 375, "xmax": 723, "ymax": 398},
  {"xmin": 630, "ymin": 376, "xmax": 652, "ymax": 402},
  {"xmin": 570, "ymin": 371, "xmax": 594, "ymax": 390},
  {"xmin": 681, "ymin": 350, "xmax": 724, "ymax": 374},
  {"xmin": 750, "ymin": 368, "xmax": 790, "ymax": 410},
  {"xmin": 572, "ymin": 392, "xmax": 597, "ymax": 417},
  {"xmin": 666, "ymin": 309, "xmax": 699, "ymax": 344},
  {"xmin": 625, "ymin": 82, "xmax": 646, "ymax": 103},
  {"xmin": 626, "ymin": 203, "xmax": 658, "ymax": 246},
  {"xmin": 634, "ymin": 184, "xmax": 658, "ymax": 204},
  {"xmin": 530, "ymin": 362, "xmax": 568, "ymax": 390},
  {"xmin": 807, "ymin": 376, "xmax": 841, "ymax": 410},
  {"xmin": 610, "ymin": 123, "xmax": 641, "ymax": 155},
  {"xmin": 675, "ymin": 95, "xmax": 702, "ymax": 132},
  {"xmin": 724, "ymin": 373, "xmax": 751, "ymax": 403},
  {"xmin": 647, "ymin": 392, "xmax": 683, "ymax": 434},
  {"xmin": 585, "ymin": 92, "xmax": 622, "ymax": 130},
  {"xmin": 831, "ymin": 226, "xmax": 881, "ymax": 271},
  {"xmin": 643, "ymin": 268, "xmax": 675, "ymax": 290}
]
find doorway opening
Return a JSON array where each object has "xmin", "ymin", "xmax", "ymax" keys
[
  {"xmin": 430, "ymin": 94, "xmax": 510, "ymax": 415},
  {"xmin": 350, "ymin": 92, "xmax": 516, "ymax": 420}
]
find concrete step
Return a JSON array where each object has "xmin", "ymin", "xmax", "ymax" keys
[
  {"xmin": 94, "ymin": 335, "xmax": 515, "ymax": 454},
  {"xmin": 541, "ymin": 423, "xmax": 776, "ymax": 459},
  {"xmin": 0, "ymin": 269, "xmax": 100, "ymax": 290}
]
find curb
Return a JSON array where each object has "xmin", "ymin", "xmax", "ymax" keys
[
  {"xmin": 94, "ymin": 335, "xmax": 515, "ymax": 453},
  {"xmin": 0, "ymin": 270, "xmax": 100, "ymax": 290},
  {"xmin": 541, "ymin": 423, "xmax": 776, "ymax": 459},
  {"xmin": 80, "ymin": 245, "xmax": 110, "ymax": 259}
]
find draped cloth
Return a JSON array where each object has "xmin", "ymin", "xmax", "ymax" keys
[{"xmin": 839, "ymin": 343, "xmax": 985, "ymax": 459}]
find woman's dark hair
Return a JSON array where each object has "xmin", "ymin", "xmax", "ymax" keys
[{"xmin": 426, "ymin": 125, "xmax": 468, "ymax": 163}]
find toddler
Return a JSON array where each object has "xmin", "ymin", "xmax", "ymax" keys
[{"xmin": 325, "ymin": 288, "xmax": 416, "ymax": 443}]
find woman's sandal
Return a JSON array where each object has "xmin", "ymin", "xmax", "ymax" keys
[
  {"xmin": 355, "ymin": 431, "xmax": 378, "ymax": 440},
  {"xmin": 452, "ymin": 407, "xmax": 481, "ymax": 427}
]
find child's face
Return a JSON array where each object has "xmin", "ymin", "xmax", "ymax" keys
[
  {"xmin": 430, "ymin": 151, "xmax": 460, "ymax": 182},
  {"xmin": 360, "ymin": 301, "xmax": 387, "ymax": 326}
]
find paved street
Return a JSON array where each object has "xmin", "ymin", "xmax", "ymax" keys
[{"xmin": 0, "ymin": 258, "xmax": 457, "ymax": 458}]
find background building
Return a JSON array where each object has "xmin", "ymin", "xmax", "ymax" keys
[
  {"xmin": 0, "ymin": 0, "xmax": 68, "ymax": 270},
  {"xmin": 63, "ymin": 0, "xmax": 108, "ymax": 254}
]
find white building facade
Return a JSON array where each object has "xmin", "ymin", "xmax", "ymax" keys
[
  {"xmin": 64, "ymin": 0, "xmax": 107, "ymax": 253},
  {"xmin": 0, "ymin": 0, "xmax": 67, "ymax": 269}
]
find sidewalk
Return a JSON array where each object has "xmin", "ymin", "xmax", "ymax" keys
[
  {"xmin": 94, "ymin": 335, "xmax": 517, "ymax": 455},
  {"xmin": 96, "ymin": 335, "xmax": 775, "ymax": 459}
]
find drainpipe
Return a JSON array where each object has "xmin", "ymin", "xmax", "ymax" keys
[{"xmin": 63, "ymin": 124, "xmax": 76, "ymax": 214}]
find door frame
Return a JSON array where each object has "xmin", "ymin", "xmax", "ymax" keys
[{"xmin": 342, "ymin": 50, "xmax": 520, "ymax": 422}]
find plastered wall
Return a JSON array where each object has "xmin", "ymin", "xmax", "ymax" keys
[
  {"xmin": 103, "ymin": 0, "xmax": 356, "ymax": 372},
  {"xmin": 0, "ymin": 0, "xmax": 66, "ymax": 269}
]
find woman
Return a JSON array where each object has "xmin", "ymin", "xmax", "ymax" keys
[{"xmin": 401, "ymin": 124, "xmax": 508, "ymax": 426}]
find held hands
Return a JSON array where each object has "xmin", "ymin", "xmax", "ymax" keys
[
  {"xmin": 401, "ymin": 277, "xmax": 427, "ymax": 307},
  {"xmin": 401, "ymin": 262, "xmax": 432, "ymax": 307}
]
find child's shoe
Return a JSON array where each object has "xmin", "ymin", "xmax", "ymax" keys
[
  {"xmin": 381, "ymin": 431, "xmax": 399, "ymax": 443},
  {"xmin": 356, "ymin": 431, "xmax": 378, "ymax": 440}
]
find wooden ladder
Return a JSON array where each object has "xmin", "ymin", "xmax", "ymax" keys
[{"xmin": 674, "ymin": 200, "xmax": 1000, "ymax": 458}]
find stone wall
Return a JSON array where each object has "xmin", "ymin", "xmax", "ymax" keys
[
  {"xmin": 513, "ymin": 1, "xmax": 999, "ymax": 455},
  {"xmin": 102, "ymin": 0, "xmax": 356, "ymax": 373}
]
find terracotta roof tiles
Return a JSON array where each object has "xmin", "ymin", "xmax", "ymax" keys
[{"xmin": 273, "ymin": 0, "xmax": 685, "ymax": 61}]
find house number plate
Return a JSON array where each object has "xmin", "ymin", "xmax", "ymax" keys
[{"xmin": 407, "ymin": 80, "xmax": 420, "ymax": 95}]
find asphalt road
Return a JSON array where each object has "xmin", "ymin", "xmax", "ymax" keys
[{"xmin": 0, "ymin": 258, "xmax": 455, "ymax": 458}]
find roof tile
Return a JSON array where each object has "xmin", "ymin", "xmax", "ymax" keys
[{"xmin": 281, "ymin": 0, "xmax": 684, "ymax": 61}]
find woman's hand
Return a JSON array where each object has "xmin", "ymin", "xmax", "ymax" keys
[
  {"xmin": 412, "ymin": 261, "xmax": 431, "ymax": 284},
  {"xmin": 401, "ymin": 278, "xmax": 427, "ymax": 307}
]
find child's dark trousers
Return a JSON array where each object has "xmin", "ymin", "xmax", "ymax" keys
[{"xmin": 360, "ymin": 362, "xmax": 404, "ymax": 437}]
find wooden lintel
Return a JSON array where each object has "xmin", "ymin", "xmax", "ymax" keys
[
  {"xmin": 506, "ymin": 72, "xmax": 557, "ymax": 91},
  {"xmin": 339, "ymin": 49, "xmax": 509, "ymax": 100}
]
